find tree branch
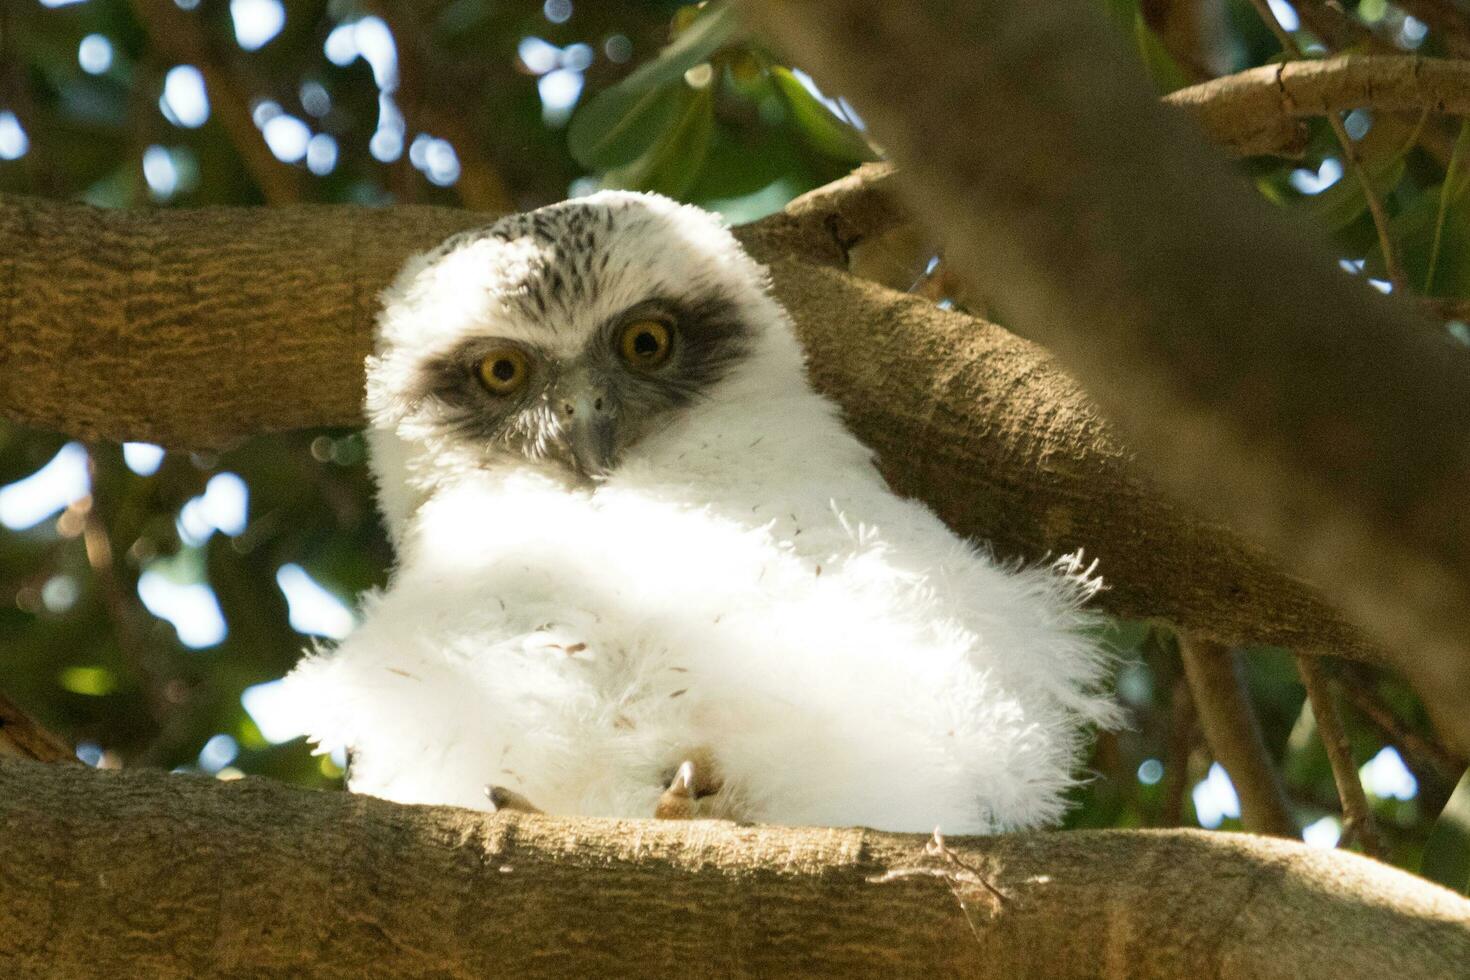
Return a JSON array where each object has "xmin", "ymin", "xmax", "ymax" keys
[
  {"xmin": 1247, "ymin": 0, "xmax": 1408, "ymax": 292},
  {"xmin": 0, "ymin": 187, "xmax": 1381, "ymax": 664},
  {"xmin": 1298, "ymin": 655, "xmax": 1384, "ymax": 857},
  {"xmin": 734, "ymin": 1, "xmax": 1470, "ymax": 756},
  {"xmin": 1179, "ymin": 636, "xmax": 1298, "ymax": 836},
  {"xmin": 1159, "ymin": 674, "xmax": 1199, "ymax": 827},
  {"xmin": 0, "ymin": 759, "xmax": 1465, "ymax": 977},
  {"xmin": 1164, "ymin": 54, "xmax": 1470, "ymax": 157},
  {"xmin": 1336, "ymin": 667, "xmax": 1469, "ymax": 782}
]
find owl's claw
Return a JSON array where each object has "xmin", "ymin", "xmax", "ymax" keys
[
  {"xmin": 655, "ymin": 756, "xmax": 721, "ymax": 819},
  {"xmin": 484, "ymin": 784, "xmax": 543, "ymax": 815}
]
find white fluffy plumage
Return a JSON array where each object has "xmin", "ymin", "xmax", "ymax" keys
[{"xmin": 282, "ymin": 191, "xmax": 1118, "ymax": 834}]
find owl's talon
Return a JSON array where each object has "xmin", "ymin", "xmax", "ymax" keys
[
  {"xmin": 655, "ymin": 756, "xmax": 720, "ymax": 819},
  {"xmin": 484, "ymin": 784, "xmax": 543, "ymax": 814}
]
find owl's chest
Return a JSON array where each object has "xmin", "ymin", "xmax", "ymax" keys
[{"xmin": 393, "ymin": 477, "xmax": 937, "ymax": 689}]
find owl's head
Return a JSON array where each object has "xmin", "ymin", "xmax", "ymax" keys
[{"xmin": 365, "ymin": 192, "xmax": 804, "ymax": 538}]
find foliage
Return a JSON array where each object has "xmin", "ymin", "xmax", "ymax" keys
[{"xmin": 0, "ymin": 0, "xmax": 1464, "ymax": 893}]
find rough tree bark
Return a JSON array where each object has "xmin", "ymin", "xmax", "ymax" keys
[
  {"xmin": 735, "ymin": 0, "xmax": 1470, "ymax": 754},
  {"xmin": 0, "ymin": 185, "xmax": 1374, "ymax": 661},
  {"xmin": 1, "ymin": 759, "xmax": 1466, "ymax": 978}
]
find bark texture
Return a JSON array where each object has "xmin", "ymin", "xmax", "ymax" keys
[
  {"xmin": 736, "ymin": 0, "xmax": 1470, "ymax": 754},
  {"xmin": 0, "ymin": 189, "xmax": 1372, "ymax": 660},
  {"xmin": 1, "ymin": 758, "xmax": 1467, "ymax": 979},
  {"xmin": 1165, "ymin": 55, "xmax": 1470, "ymax": 157}
]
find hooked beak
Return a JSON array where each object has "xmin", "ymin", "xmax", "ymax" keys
[{"xmin": 554, "ymin": 376, "xmax": 619, "ymax": 477}]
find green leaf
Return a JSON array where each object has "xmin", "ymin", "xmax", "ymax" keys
[
  {"xmin": 1421, "ymin": 769, "xmax": 1470, "ymax": 894},
  {"xmin": 684, "ymin": 123, "xmax": 808, "ymax": 201},
  {"xmin": 616, "ymin": 4, "xmax": 743, "ymax": 95},
  {"xmin": 1300, "ymin": 112, "xmax": 1421, "ymax": 232},
  {"xmin": 1368, "ymin": 185, "xmax": 1470, "ymax": 296},
  {"xmin": 1133, "ymin": 14, "xmax": 1191, "ymax": 94},
  {"xmin": 567, "ymin": 81, "xmax": 686, "ymax": 171},
  {"xmin": 600, "ymin": 85, "xmax": 715, "ymax": 200},
  {"xmin": 566, "ymin": 2, "xmax": 741, "ymax": 170},
  {"xmin": 1425, "ymin": 121, "xmax": 1470, "ymax": 293},
  {"xmin": 769, "ymin": 66, "xmax": 875, "ymax": 163},
  {"xmin": 1302, "ymin": 157, "xmax": 1405, "ymax": 232}
]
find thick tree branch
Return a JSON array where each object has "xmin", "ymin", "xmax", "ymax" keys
[
  {"xmin": 1165, "ymin": 54, "xmax": 1470, "ymax": 157},
  {"xmin": 0, "ymin": 759, "xmax": 1466, "ymax": 978},
  {"xmin": 735, "ymin": 1, "xmax": 1470, "ymax": 756},
  {"xmin": 0, "ymin": 189, "xmax": 1378, "ymax": 662},
  {"xmin": 1179, "ymin": 636, "xmax": 1298, "ymax": 837}
]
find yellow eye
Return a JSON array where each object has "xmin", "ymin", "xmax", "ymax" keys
[
  {"xmin": 477, "ymin": 348, "xmax": 530, "ymax": 394},
  {"xmin": 619, "ymin": 319, "xmax": 673, "ymax": 368}
]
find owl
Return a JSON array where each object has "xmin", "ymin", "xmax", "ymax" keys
[{"xmin": 282, "ymin": 192, "xmax": 1118, "ymax": 834}]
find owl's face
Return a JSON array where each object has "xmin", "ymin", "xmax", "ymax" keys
[{"xmin": 368, "ymin": 192, "xmax": 784, "ymax": 486}]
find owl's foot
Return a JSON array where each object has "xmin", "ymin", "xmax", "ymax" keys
[
  {"xmin": 654, "ymin": 755, "xmax": 722, "ymax": 819},
  {"xmin": 484, "ymin": 784, "xmax": 543, "ymax": 815}
]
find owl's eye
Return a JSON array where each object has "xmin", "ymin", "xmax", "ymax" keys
[
  {"xmin": 477, "ymin": 348, "xmax": 530, "ymax": 395},
  {"xmin": 619, "ymin": 319, "xmax": 673, "ymax": 369}
]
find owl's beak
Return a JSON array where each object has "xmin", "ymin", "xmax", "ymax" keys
[{"xmin": 555, "ymin": 381, "xmax": 619, "ymax": 478}]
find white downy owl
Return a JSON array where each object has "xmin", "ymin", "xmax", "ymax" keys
[{"xmin": 283, "ymin": 192, "xmax": 1118, "ymax": 834}]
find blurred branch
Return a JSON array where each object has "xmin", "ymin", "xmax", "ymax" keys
[
  {"xmin": 1297, "ymin": 655, "xmax": 1383, "ymax": 858},
  {"xmin": 1159, "ymin": 674, "xmax": 1198, "ymax": 827},
  {"xmin": 1140, "ymin": 0, "xmax": 1230, "ymax": 81},
  {"xmin": 1396, "ymin": 0, "xmax": 1470, "ymax": 59},
  {"xmin": 1336, "ymin": 667, "xmax": 1469, "ymax": 781},
  {"xmin": 1248, "ymin": 0, "xmax": 1406, "ymax": 291},
  {"xmin": 128, "ymin": 0, "xmax": 303, "ymax": 204},
  {"xmin": 1178, "ymin": 636, "xmax": 1297, "ymax": 836},
  {"xmin": 0, "ymin": 187, "xmax": 1383, "ymax": 666},
  {"xmin": 365, "ymin": 1, "xmax": 516, "ymax": 212},
  {"xmin": 1165, "ymin": 54, "xmax": 1470, "ymax": 157},
  {"xmin": 0, "ymin": 5, "xmax": 62, "ymax": 197},
  {"xmin": 3, "ymin": 758, "xmax": 1469, "ymax": 977},
  {"xmin": 0, "ymin": 695, "xmax": 74, "ymax": 764}
]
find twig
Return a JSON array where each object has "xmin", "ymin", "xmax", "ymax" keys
[
  {"xmin": 1250, "ymin": 0, "xmax": 1406, "ymax": 291},
  {"xmin": 1336, "ymin": 666, "xmax": 1468, "ymax": 781},
  {"xmin": 868, "ymin": 827, "xmax": 1009, "ymax": 941},
  {"xmin": 1296, "ymin": 655, "xmax": 1383, "ymax": 858},
  {"xmin": 1179, "ymin": 635, "xmax": 1298, "ymax": 836},
  {"xmin": 0, "ymin": 693, "xmax": 75, "ymax": 763},
  {"xmin": 128, "ymin": 0, "xmax": 303, "ymax": 204}
]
